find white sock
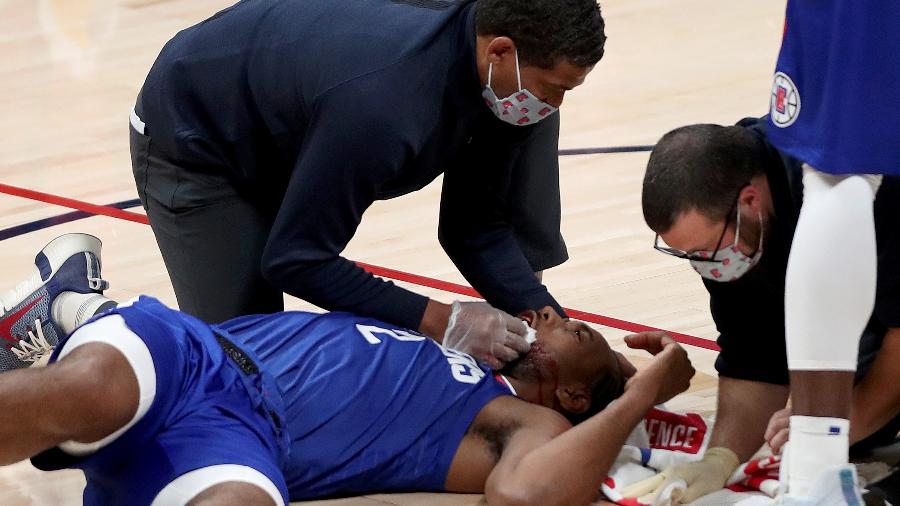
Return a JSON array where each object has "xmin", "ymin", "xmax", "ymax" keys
[
  {"xmin": 786, "ymin": 415, "xmax": 850, "ymax": 496},
  {"xmin": 52, "ymin": 291, "xmax": 117, "ymax": 335}
]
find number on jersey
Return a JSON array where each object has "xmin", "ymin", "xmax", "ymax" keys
[{"xmin": 355, "ymin": 324, "xmax": 485, "ymax": 384}]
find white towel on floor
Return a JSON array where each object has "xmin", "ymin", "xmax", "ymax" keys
[{"xmin": 600, "ymin": 406, "xmax": 777, "ymax": 505}]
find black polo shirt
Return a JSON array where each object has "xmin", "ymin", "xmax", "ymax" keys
[{"xmin": 707, "ymin": 117, "xmax": 900, "ymax": 385}]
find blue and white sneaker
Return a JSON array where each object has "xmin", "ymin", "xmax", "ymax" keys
[
  {"xmin": 777, "ymin": 465, "xmax": 865, "ymax": 506},
  {"xmin": 0, "ymin": 233, "xmax": 108, "ymax": 371},
  {"xmin": 736, "ymin": 465, "xmax": 870, "ymax": 506}
]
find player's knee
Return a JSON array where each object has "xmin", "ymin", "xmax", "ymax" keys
[
  {"xmin": 186, "ymin": 482, "xmax": 277, "ymax": 506},
  {"xmin": 50, "ymin": 343, "xmax": 140, "ymax": 442}
]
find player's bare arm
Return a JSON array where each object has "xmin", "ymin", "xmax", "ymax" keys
[{"xmin": 446, "ymin": 333, "xmax": 694, "ymax": 505}]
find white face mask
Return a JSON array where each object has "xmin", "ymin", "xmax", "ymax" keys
[
  {"xmin": 482, "ymin": 51, "xmax": 558, "ymax": 126},
  {"xmin": 690, "ymin": 204, "xmax": 764, "ymax": 282}
]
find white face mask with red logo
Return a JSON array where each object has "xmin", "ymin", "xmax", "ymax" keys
[
  {"xmin": 690, "ymin": 204, "xmax": 764, "ymax": 282},
  {"xmin": 482, "ymin": 51, "xmax": 558, "ymax": 126}
]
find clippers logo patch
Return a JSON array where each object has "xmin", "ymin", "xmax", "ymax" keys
[{"xmin": 771, "ymin": 72, "xmax": 800, "ymax": 127}]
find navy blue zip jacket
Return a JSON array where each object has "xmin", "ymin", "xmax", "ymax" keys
[{"xmin": 137, "ymin": 0, "xmax": 567, "ymax": 330}]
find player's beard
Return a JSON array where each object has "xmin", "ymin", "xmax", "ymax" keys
[
  {"xmin": 497, "ymin": 342, "xmax": 555, "ymax": 384},
  {"xmin": 497, "ymin": 354, "xmax": 528, "ymax": 380}
]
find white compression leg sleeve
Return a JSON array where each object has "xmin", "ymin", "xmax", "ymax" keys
[
  {"xmin": 783, "ymin": 165, "xmax": 879, "ymax": 497},
  {"xmin": 784, "ymin": 165, "xmax": 879, "ymax": 371}
]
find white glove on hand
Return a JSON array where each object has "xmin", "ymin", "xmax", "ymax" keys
[
  {"xmin": 442, "ymin": 301, "xmax": 532, "ymax": 369},
  {"xmin": 620, "ymin": 447, "xmax": 740, "ymax": 505}
]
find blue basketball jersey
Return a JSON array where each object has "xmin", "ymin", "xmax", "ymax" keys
[
  {"xmin": 34, "ymin": 297, "xmax": 513, "ymax": 502},
  {"xmin": 768, "ymin": 0, "xmax": 900, "ymax": 175},
  {"xmin": 220, "ymin": 311, "xmax": 514, "ymax": 499}
]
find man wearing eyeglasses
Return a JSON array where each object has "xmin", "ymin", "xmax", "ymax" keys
[{"xmin": 627, "ymin": 117, "xmax": 900, "ymax": 504}]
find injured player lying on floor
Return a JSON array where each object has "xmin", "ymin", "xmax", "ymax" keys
[{"xmin": 0, "ymin": 233, "xmax": 694, "ymax": 506}]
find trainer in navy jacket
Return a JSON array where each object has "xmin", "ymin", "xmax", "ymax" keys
[{"xmin": 130, "ymin": 0, "xmax": 606, "ymax": 339}]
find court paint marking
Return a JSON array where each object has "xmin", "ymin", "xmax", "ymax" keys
[{"xmin": 0, "ymin": 179, "xmax": 718, "ymax": 351}]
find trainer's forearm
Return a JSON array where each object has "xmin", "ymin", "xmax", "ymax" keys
[
  {"xmin": 709, "ymin": 376, "xmax": 789, "ymax": 461},
  {"xmin": 419, "ymin": 299, "xmax": 451, "ymax": 342},
  {"xmin": 488, "ymin": 387, "xmax": 656, "ymax": 506}
]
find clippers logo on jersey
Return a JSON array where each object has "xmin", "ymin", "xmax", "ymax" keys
[{"xmin": 770, "ymin": 72, "xmax": 800, "ymax": 127}]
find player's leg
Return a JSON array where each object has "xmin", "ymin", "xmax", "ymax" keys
[
  {"xmin": 44, "ymin": 288, "xmax": 291, "ymax": 506},
  {"xmin": 139, "ymin": 384, "xmax": 287, "ymax": 506},
  {"xmin": 0, "ymin": 233, "xmax": 109, "ymax": 371},
  {"xmin": 152, "ymin": 464, "xmax": 284, "ymax": 506},
  {"xmin": 783, "ymin": 165, "xmax": 880, "ymax": 498},
  {"xmin": 30, "ymin": 305, "xmax": 289, "ymax": 506},
  {"xmin": 0, "ymin": 340, "xmax": 138, "ymax": 465},
  {"xmin": 187, "ymin": 482, "xmax": 277, "ymax": 506},
  {"xmin": 130, "ymin": 124, "xmax": 283, "ymax": 324}
]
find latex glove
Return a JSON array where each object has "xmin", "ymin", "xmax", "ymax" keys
[
  {"xmin": 619, "ymin": 447, "xmax": 740, "ymax": 505},
  {"xmin": 764, "ymin": 406, "xmax": 791, "ymax": 454},
  {"xmin": 442, "ymin": 301, "xmax": 532, "ymax": 369}
]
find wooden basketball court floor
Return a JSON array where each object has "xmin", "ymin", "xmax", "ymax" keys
[{"xmin": 0, "ymin": 0, "xmax": 789, "ymax": 504}]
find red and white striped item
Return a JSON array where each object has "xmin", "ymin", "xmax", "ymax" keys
[{"xmin": 601, "ymin": 407, "xmax": 779, "ymax": 505}]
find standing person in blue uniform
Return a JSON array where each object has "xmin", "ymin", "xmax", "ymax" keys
[
  {"xmin": 627, "ymin": 117, "xmax": 900, "ymax": 504},
  {"xmin": 763, "ymin": 1, "xmax": 900, "ymax": 501},
  {"xmin": 0, "ymin": 233, "xmax": 694, "ymax": 506},
  {"xmin": 129, "ymin": 0, "xmax": 607, "ymax": 368}
]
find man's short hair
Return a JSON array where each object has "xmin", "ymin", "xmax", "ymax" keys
[
  {"xmin": 642, "ymin": 124, "xmax": 768, "ymax": 233},
  {"xmin": 475, "ymin": 0, "xmax": 606, "ymax": 69}
]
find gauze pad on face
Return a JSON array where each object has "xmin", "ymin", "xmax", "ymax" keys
[{"xmin": 524, "ymin": 324, "xmax": 537, "ymax": 344}]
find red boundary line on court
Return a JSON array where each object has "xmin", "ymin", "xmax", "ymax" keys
[
  {"xmin": 0, "ymin": 182, "xmax": 719, "ymax": 351},
  {"xmin": 0, "ymin": 184, "xmax": 150, "ymax": 225}
]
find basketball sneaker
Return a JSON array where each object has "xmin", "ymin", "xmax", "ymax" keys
[
  {"xmin": 0, "ymin": 233, "xmax": 108, "ymax": 371},
  {"xmin": 735, "ymin": 465, "xmax": 869, "ymax": 506},
  {"xmin": 777, "ymin": 464, "xmax": 865, "ymax": 506}
]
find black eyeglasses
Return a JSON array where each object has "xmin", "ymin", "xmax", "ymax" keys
[{"xmin": 653, "ymin": 183, "xmax": 749, "ymax": 263}]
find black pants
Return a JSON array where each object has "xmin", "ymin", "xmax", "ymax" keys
[{"xmin": 130, "ymin": 125, "xmax": 284, "ymax": 323}]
